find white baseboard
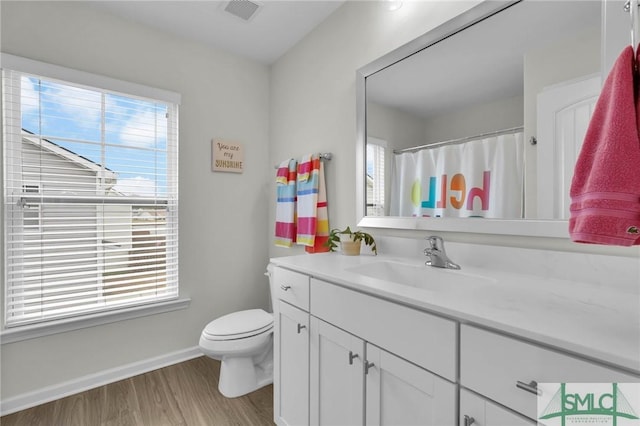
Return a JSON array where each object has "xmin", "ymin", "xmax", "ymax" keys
[{"xmin": 0, "ymin": 346, "xmax": 202, "ymax": 416}]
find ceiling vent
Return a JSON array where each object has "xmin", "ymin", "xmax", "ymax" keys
[{"xmin": 223, "ymin": 0, "xmax": 262, "ymax": 22}]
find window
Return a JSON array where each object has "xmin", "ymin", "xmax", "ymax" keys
[
  {"xmin": 366, "ymin": 137, "xmax": 386, "ymax": 216},
  {"xmin": 2, "ymin": 55, "xmax": 180, "ymax": 328}
]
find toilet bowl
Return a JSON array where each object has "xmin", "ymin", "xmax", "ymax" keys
[{"xmin": 199, "ymin": 266, "xmax": 276, "ymax": 398}]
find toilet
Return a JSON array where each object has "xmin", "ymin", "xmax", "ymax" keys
[{"xmin": 198, "ymin": 266, "xmax": 276, "ymax": 398}]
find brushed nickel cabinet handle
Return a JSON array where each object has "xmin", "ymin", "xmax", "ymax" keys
[
  {"xmin": 297, "ymin": 323, "xmax": 306, "ymax": 334},
  {"xmin": 365, "ymin": 361, "xmax": 375, "ymax": 374},
  {"xmin": 516, "ymin": 380, "xmax": 540, "ymax": 395},
  {"xmin": 463, "ymin": 414, "xmax": 475, "ymax": 426},
  {"xmin": 348, "ymin": 351, "xmax": 359, "ymax": 365},
  {"xmin": 280, "ymin": 284, "xmax": 291, "ymax": 291}
]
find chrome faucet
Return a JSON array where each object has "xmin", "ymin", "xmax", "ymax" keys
[{"xmin": 423, "ymin": 236, "xmax": 461, "ymax": 270}]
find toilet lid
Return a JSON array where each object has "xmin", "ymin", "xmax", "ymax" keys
[{"xmin": 203, "ymin": 309, "xmax": 273, "ymax": 340}]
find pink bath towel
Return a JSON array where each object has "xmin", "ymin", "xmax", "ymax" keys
[{"xmin": 569, "ymin": 45, "xmax": 640, "ymax": 246}]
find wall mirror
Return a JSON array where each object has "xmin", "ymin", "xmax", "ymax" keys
[{"xmin": 356, "ymin": 0, "xmax": 603, "ymax": 237}]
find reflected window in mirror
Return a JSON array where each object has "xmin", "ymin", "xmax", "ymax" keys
[{"xmin": 366, "ymin": 137, "xmax": 387, "ymax": 216}]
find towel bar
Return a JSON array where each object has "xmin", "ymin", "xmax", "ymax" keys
[{"xmin": 273, "ymin": 153, "xmax": 332, "ymax": 169}]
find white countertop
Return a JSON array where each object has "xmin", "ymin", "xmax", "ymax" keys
[{"xmin": 270, "ymin": 252, "xmax": 640, "ymax": 375}]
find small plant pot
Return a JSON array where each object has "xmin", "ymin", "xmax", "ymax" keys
[
  {"xmin": 327, "ymin": 226, "xmax": 376, "ymax": 256},
  {"xmin": 340, "ymin": 239, "xmax": 362, "ymax": 256}
]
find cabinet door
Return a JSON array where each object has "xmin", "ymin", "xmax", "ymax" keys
[
  {"xmin": 274, "ymin": 301, "xmax": 310, "ymax": 426},
  {"xmin": 460, "ymin": 388, "xmax": 535, "ymax": 426},
  {"xmin": 365, "ymin": 344, "xmax": 456, "ymax": 426},
  {"xmin": 310, "ymin": 317, "xmax": 365, "ymax": 426}
]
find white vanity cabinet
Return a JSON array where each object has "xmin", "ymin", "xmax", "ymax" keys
[
  {"xmin": 459, "ymin": 389, "xmax": 535, "ymax": 426},
  {"xmin": 309, "ymin": 316, "xmax": 456, "ymax": 426},
  {"xmin": 310, "ymin": 278, "xmax": 457, "ymax": 382},
  {"xmin": 460, "ymin": 324, "xmax": 640, "ymax": 421},
  {"xmin": 310, "ymin": 278, "xmax": 458, "ymax": 425},
  {"xmin": 272, "ymin": 267, "xmax": 311, "ymax": 426},
  {"xmin": 271, "ymin": 262, "xmax": 640, "ymax": 426},
  {"xmin": 309, "ymin": 317, "xmax": 365, "ymax": 425},
  {"xmin": 366, "ymin": 343, "xmax": 456, "ymax": 425}
]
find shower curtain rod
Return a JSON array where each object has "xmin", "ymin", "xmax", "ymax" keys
[{"xmin": 393, "ymin": 126, "xmax": 524, "ymax": 154}]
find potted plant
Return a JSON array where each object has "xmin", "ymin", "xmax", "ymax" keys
[{"xmin": 326, "ymin": 226, "xmax": 377, "ymax": 256}]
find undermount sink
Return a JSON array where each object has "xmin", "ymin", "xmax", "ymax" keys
[{"xmin": 346, "ymin": 260, "xmax": 495, "ymax": 291}]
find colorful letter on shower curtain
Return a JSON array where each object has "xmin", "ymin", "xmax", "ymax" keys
[{"xmin": 390, "ymin": 133, "xmax": 524, "ymax": 218}]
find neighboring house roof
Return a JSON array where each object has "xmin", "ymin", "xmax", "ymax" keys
[{"xmin": 21, "ymin": 129, "xmax": 118, "ymax": 183}]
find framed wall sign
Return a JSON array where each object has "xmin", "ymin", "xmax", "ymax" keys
[{"xmin": 212, "ymin": 139, "xmax": 244, "ymax": 173}]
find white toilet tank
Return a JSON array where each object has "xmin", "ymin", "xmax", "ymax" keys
[{"xmin": 266, "ymin": 263, "xmax": 277, "ymax": 313}]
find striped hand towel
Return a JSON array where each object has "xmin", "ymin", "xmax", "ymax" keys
[
  {"xmin": 274, "ymin": 159, "xmax": 297, "ymax": 247},
  {"xmin": 305, "ymin": 160, "xmax": 330, "ymax": 253},
  {"xmin": 296, "ymin": 154, "xmax": 320, "ymax": 247}
]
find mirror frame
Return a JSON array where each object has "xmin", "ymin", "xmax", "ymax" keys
[{"xmin": 356, "ymin": 0, "xmax": 570, "ymax": 238}]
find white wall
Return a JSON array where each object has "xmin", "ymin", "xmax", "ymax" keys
[
  {"xmin": 422, "ymin": 95, "xmax": 524, "ymax": 144},
  {"xmin": 268, "ymin": 0, "xmax": 640, "ymax": 258},
  {"xmin": 269, "ymin": 0, "xmax": 479, "ymax": 259},
  {"xmin": 1, "ymin": 1, "xmax": 271, "ymax": 401},
  {"xmin": 367, "ymin": 102, "xmax": 426, "ymax": 151},
  {"xmin": 523, "ymin": 27, "xmax": 601, "ymax": 218},
  {"xmin": 603, "ymin": 0, "xmax": 635, "ymax": 74}
]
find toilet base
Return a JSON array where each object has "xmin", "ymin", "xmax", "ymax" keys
[{"xmin": 218, "ymin": 353, "xmax": 273, "ymax": 398}]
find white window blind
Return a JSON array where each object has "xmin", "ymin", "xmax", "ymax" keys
[
  {"xmin": 2, "ymin": 56, "xmax": 180, "ymax": 327},
  {"xmin": 366, "ymin": 137, "xmax": 386, "ymax": 216}
]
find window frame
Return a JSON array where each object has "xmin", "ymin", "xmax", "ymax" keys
[
  {"xmin": 366, "ymin": 136, "xmax": 387, "ymax": 216},
  {"xmin": 1, "ymin": 54, "xmax": 187, "ymax": 339}
]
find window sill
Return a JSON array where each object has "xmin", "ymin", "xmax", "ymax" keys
[{"xmin": 0, "ymin": 297, "xmax": 191, "ymax": 344}]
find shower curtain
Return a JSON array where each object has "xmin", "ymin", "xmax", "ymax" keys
[{"xmin": 390, "ymin": 132, "xmax": 524, "ymax": 218}]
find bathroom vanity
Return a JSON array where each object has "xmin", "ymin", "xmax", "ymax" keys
[
  {"xmin": 267, "ymin": 1, "xmax": 640, "ymax": 424},
  {"xmin": 269, "ymin": 252, "xmax": 640, "ymax": 426}
]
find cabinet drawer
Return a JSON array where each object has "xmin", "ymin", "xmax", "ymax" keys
[
  {"xmin": 310, "ymin": 278, "xmax": 457, "ymax": 381},
  {"xmin": 273, "ymin": 267, "xmax": 310, "ymax": 311},
  {"xmin": 460, "ymin": 325, "xmax": 639, "ymax": 420},
  {"xmin": 460, "ymin": 388, "xmax": 534, "ymax": 426}
]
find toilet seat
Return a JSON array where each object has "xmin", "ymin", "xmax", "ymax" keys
[
  {"xmin": 203, "ymin": 309, "xmax": 273, "ymax": 341},
  {"xmin": 198, "ymin": 268, "xmax": 276, "ymax": 398}
]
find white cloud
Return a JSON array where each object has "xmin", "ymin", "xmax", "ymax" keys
[
  {"xmin": 22, "ymin": 78, "xmax": 167, "ymax": 150},
  {"xmin": 105, "ymin": 95, "xmax": 168, "ymax": 149},
  {"xmin": 21, "ymin": 76, "xmax": 39, "ymax": 113},
  {"xmin": 43, "ymin": 80, "xmax": 102, "ymax": 123},
  {"xmin": 22, "ymin": 77, "xmax": 102, "ymax": 134},
  {"xmin": 118, "ymin": 109, "xmax": 167, "ymax": 149},
  {"xmin": 113, "ymin": 176, "xmax": 156, "ymax": 197}
]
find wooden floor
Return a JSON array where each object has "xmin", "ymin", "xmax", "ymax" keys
[{"xmin": 1, "ymin": 357, "xmax": 274, "ymax": 426}]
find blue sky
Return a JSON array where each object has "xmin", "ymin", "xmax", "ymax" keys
[{"xmin": 21, "ymin": 76, "xmax": 169, "ymax": 197}]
